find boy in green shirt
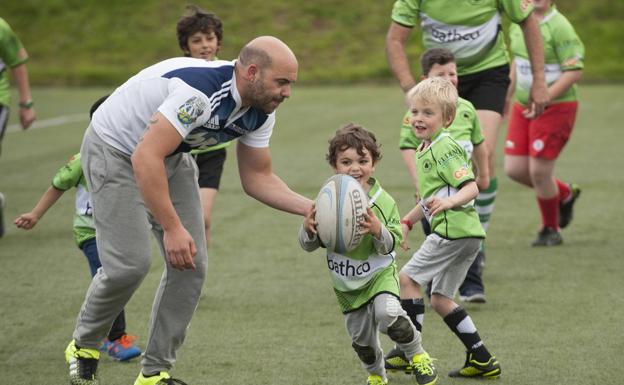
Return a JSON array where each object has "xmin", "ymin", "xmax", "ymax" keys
[
  {"xmin": 398, "ymin": 48, "xmax": 489, "ymax": 304},
  {"xmin": 14, "ymin": 101, "xmax": 141, "ymax": 362},
  {"xmin": 0, "ymin": 17, "xmax": 36, "ymax": 238},
  {"xmin": 299, "ymin": 124, "xmax": 437, "ymax": 385},
  {"xmin": 392, "ymin": 77, "xmax": 500, "ymax": 379}
]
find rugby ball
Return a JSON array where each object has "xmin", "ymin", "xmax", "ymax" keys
[{"xmin": 315, "ymin": 174, "xmax": 368, "ymax": 253}]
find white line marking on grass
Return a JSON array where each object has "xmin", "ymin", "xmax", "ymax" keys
[{"xmin": 6, "ymin": 113, "xmax": 89, "ymax": 133}]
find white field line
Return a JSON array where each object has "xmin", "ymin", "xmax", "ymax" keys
[{"xmin": 6, "ymin": 113, "xmax": 89, "ymax": 133}]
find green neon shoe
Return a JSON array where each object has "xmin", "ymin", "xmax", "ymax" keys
[
  {"xmin": 366, "ymin": 374, "xmax": 388, "ymax": 385},
  {"xmin": 410, "ymin": 352, "xmax": 438, "ymax": 385},
  {"xmin": 133, "ymin": 371, "xmax": 188, "ymax": 385},
  {"xmin": 448, "ymin": 352, "xmax": 501, "ymax": 379},
  {"xmin": 65, "ymin": 339, "xmax": 100, "ymax": 385},
  {"xmin": 384, "ymin": 345, "xmax": 412, "ymax": 373}
]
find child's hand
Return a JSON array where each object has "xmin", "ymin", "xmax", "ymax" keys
[
  {"xmin": 359, "ymin": 207, "xmax": 382, "ymax": 239},
  {"xmin": 400, "ymin": 223, "xmax": 411, "ymax": 251},
  {"xmin": 303, "ymin": 205, "xmax": 318, "ymax": 237},
  {"xmin": 427, "ymin": 197, "xmax": 453, "ymax": 217},
  {"xmin": 14, "ymin": 213, "xmax": 39, "ymax": 230}
]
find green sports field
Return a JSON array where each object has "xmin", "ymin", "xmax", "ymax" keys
[{"xmin": 1, "ymin": 85, "xmax": 622, "ymax": 384}]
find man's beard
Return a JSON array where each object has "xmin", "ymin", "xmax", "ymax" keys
[{"xmin": 249, "ymin": 80, "xmax": 283, "ymax": 113}]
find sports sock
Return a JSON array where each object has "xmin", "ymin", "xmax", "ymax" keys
[
  {"xmin": 556, "ymin": 179, "xmax": 571, "ymax": 202},
  {"xmin": 475, "ymin": 177, "xmax": 497, "ymax": 232},
  {"xmin": 537, "ymin": 196, "xmax": 559, "ymax": 230},
  {"xmin": 443, "ymin": 307, "xmax": 490, "ymax": 362},
  {"xmin": 401, "ymin": 298, "xmax": 425, "ymax": 332}
]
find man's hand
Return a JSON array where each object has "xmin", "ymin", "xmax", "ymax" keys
[
  {"xmin": 163, "ymin": 225, "xmax": 197, "ymax": 270},
  {"xmin": 20, "ymin": 106, "xmax": 35, "ymax": 129},
  {"xmin": 303, "ymin": 204, "xmax": 318, "ymax": 238}
]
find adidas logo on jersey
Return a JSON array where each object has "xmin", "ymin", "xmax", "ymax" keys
[{"xmin": 203, "ymin": 115, "xmax": 220, "ymax": 130}]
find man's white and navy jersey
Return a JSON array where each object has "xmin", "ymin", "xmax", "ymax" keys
[{"xmin": 91, "ymin": 58, "xmax": 274, "ymax": 155}]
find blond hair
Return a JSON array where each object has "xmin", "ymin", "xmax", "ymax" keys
[{"xmin": 406, "ymin": 77, "xmax": 458, "ymax": 124}]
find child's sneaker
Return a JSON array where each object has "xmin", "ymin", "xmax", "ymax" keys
[
  {"xmin": 559, "ymin": 183, "xmax": 581, "ymax": 228},
  {"xmin": 384, "ymin": 345, "xmax": 412, "ymax": 373},
  {"xmin": 410, "ymin": 352, "xmax": 438, "ymax": 385},
  {"xmin": 448, "ymin": 352, "xmax": 501, "ymax": 379},
  {"xmin": 366, "ymin": 374, "xmax": 388, "ymax": 385},
  {"xmin": 98, "ymin": 338, "xmax": 111, "ymax": 352},
  {"xmin": 531, "ymin": 227, "xmax": 563, "ymax": 247},
  {"xmin": 106, "ymin": 334, "xmax": 141, "ymax": 361},
  {"xmin": 65, "ymin": 339, "xmax": 100, "ymax": 385},
  {"xmin": 134, "ymin": 371, "xmax": 188, "ymax": 385}
]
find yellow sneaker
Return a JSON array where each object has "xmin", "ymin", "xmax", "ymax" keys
[
  {"xmin": 410, "ymin": 352, "xmax": 438, "ymax": 385},
  {"xmin": 448, "ymin": 352, "xmax": 501, "ymax": 379},
  {"xmin": 384, "ymin": 345, "xmax": 412, "ymax": 373},
  {"xmin": 133, "ymin": 371, "xmax": 188, "ymax": 385},
  {"xmin": 366, "ymin": 374, "xmax": 388, "ymax": 385},
  {"xmin": 65, "ymin": 339, "xmax": 100, "ymax": 385}
]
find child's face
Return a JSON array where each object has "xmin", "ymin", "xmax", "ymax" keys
[
  {"xmin": 333, "ymin": 147, "xmax": 375, "ymax": 188},
  {"xmin": 409, "ymin": 98, "xmax": 452, "ymax": 141},
  {"xmin": 185, "ymin": 31, "xmax": 220, "ymax": 60},
  {"xmin": 425, "ymin": 62, "xmax": 458, "ymax": 88}
]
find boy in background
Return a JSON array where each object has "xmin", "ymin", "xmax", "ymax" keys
[
  {"xmin": 0, "ymin": 16, "xmax": 36, "ymax": 238},
  {"xmin": 394, "ymin": 78, "xmax": 501, "ymax": 379},
  {"xmin": 300, "ymin": 124, "xmax": 437, "ymax": 385},
  {"xmin": 504, "ymin": 0, "xmax": 584, "ymax": 246},
  {"xmin": 14, "ymin": 99, "xmax": 141, "ymax": 361},
  {"xmin": 177, "ymin": 5, "xmax": 232, "ymax": 245}
]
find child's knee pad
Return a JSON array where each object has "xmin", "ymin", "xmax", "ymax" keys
[
  {"xmin": 387, "ymin": 316, "xmax": 414, "ymax": 344},
  {"xmin": 351, "ymin": 342, "xmax": 376, "ymax": 365}
]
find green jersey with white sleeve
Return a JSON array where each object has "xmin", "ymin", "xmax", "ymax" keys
[
  {"xmin": 416, "ymin": 131, "xmax": 485, "ymax": 239},
  {"xmin": 299, "ymin": 177, "xmax": 402, "ymax": 313},
  {"xmin": 391, "ymin": 0, "xmax": 534, "ymax": 75},
  {"xmin": 51, "ymin": 153, "xmax": 95, "ymax": 247},
  {"xmin": 509, "ymin": 4, "xmax": 584, "ymax": 105},
  {"xmin": 399, "ymin": 96, "xmax": 484, "ymax": 159}
]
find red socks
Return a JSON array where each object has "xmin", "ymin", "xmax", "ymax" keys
[
  {"xmin": 537, "ymin": 196, "xmax": 559, "ymax": 230},
  {"xmin": 556, "ymin": 179, "xmax": 571, "ymax": 202}
]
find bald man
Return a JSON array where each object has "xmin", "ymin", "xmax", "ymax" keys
[{"xmin": 65, "ymin": 36, "xmax": 312, "ymax": 385}]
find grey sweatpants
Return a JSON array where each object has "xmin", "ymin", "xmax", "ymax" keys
[
  {"xmin": 76, "ymin": 126, "xmax": 207, "ymax": 374},
  {"xmin": 345, "ymin": 293, "xmax": 424, "ymax": 379}
]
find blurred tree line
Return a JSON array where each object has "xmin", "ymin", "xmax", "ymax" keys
[{"xmin": 4, "ymin": 0, "xmax": 623, "ymax": 86}]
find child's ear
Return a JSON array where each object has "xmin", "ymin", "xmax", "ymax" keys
[{"xmin": 444, "ymin": 114, "xmax": 455, "ymax": 128}]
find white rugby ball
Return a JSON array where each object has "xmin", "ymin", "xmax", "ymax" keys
[{"xmin": 315, "ymin": 174, "xmax": 368, "ymax": 253}]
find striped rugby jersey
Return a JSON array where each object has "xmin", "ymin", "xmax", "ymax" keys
[{"xmin": 91, "ymin": 58, "xmax": 274, "ymax": 155}]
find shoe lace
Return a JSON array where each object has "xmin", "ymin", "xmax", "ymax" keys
[{"xmin": 412, "ymin": 356, "xmax": 436, "ymax": 376}]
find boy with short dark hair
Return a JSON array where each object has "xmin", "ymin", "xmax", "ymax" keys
[
  {"xmin": 300, "ymin": 123, "xmax": 437, "ymax": 385},
  {"xmin": 176, "ymin": 5, "xmax": 232, "ymax": 246},
  {"xmin": 393, "ymin": 77, "xmax": 501, "ymax": 379}
]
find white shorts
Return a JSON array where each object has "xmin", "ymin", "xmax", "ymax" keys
[{"xmin": 400, "ymin": 233, "xmax": 480, "ymax": 299}]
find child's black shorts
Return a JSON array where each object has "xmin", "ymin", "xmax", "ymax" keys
[{"xmin": 193, "ymin": 148, "xmax": 227, "ymax": 189}]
